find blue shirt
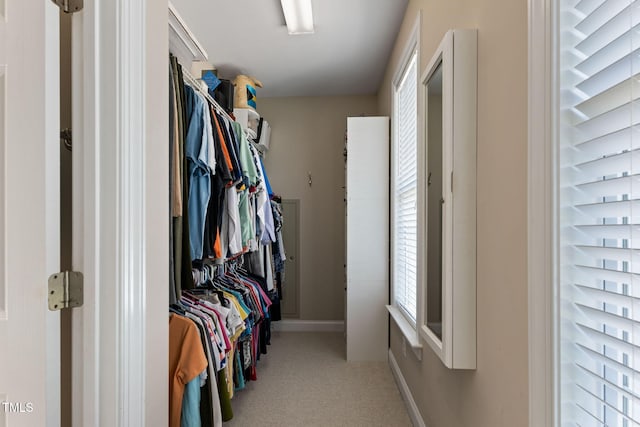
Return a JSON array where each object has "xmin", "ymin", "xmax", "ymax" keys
[
  {"xmin": 184, "ymin": 86, "xmax": 214, "ymax": 260},
  {"xmin": 181, "ymin": 374, "xmax": 203, "ymax": 427},
  {"xmin": 259, "ymin": 156, "xmax": 274, "ymax": 197}
]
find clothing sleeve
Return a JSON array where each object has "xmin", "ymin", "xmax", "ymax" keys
[
  {"xmin": 259, "ymin": 156, "xmax": 274, "ymax": 197},
  {"xmin": 177, "ymin": 321, "xmax": 208, "ymax": 386},
  {"xmin": 212, "ymin": 111, "xmax": 235, "ymax": 176},
  {"xmin": 203, "ymin": 103, "xmax": 216, "ymax": 172},
  {"xmin": 184, "ymin": 86, "xmax": 203, "ymax": 165},
  {"xmin": 221, "ymin": 118, "xmax": 243, "ymax": 185},
  {"xmin": 233, "ymin": 122, "xmax": 259, "ymax": 186}
]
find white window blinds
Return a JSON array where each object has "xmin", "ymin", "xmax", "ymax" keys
[
  {"xmin": 393, "ymin": 51, "xmax": 418, "ymax": 322},
  {"xmin": 559, "ymin": 0, "xmax": 640, "ymax": 425}
]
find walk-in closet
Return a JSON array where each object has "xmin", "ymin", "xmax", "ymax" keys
[
  {"xmin": 165, "ymin": 1, "xmax": 407, "ymax": 425},
  {"xmin": 5, "ymin": 0, "xmax": 534, "ymax": 424}
]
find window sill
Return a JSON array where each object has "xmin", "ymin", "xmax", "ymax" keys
[{"xmin": 386, "ymin": 305, "xmax": 422, "ymax": 360}]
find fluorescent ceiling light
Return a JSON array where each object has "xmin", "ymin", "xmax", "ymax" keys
[{"xmin": 280, "ymin": 0, "xmax": 314, "ymax": 35}]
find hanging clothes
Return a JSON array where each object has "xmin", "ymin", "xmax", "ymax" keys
[
  {"xmin": 170, "ymin": 56, "xmax": 195, "ymax": 299},
  {"xmin": 177, "ymin": 264, "xmax": 274, "ymax": 420},
  {"xmin": 232, "ymin": 122, "xmax": 259, "ymax": 251},
  {"xmin": 177, "ymin": 63, "xmax": 195, "ymax": 292},
  {"xmin": 169, "ymin": 65, "xmax": 178, "ymax": 306},
  {"xmin": 169, "ymin": 55, "xmax": 285, "ymax": 427}
]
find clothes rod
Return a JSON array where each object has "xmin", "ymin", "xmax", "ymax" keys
[{"xmin": 181, "ymin": 68, "xmax": 234, "ymax": 123}]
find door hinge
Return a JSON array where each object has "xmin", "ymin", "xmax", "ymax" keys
[
  {"xmin": 50, "ymin": 0, "xmax": 83, "ymax": 14},
  {"xmin": 48, "ymin": 271, "xmax": 83, "ymax": 311}
]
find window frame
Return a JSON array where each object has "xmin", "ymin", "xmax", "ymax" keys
[
  {"xmin": 387, "ymin": 11, "xmax": 423, "ymax": 356},
  {"xmin": 393, "ymin": 51, "xmax": 418, "ymax": 323},
  {"xmin": 528, "ymin": 0, "xmax": 559, "ymax": 425}
]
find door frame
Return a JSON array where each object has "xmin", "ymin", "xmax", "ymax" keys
[
  {"xmin": 281, "ymin": 199, "xmax": 300, "ymax": 318},
  {"xmin": 72, "ymin": 1, "xmax": 168, "ymax": 425}
]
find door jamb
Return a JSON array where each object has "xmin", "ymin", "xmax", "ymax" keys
[{"xmin": 72, "ymin": 1, "xmax": 168, "ymax": 425}]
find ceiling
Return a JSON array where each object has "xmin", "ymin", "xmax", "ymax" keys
[{"xmin": 170, "ymin": 0, "xmax": 408, "ymax": 98}]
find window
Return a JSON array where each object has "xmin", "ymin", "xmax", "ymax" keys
[
  {"xmin": 558, "ymin": 0, "xmax": 640, "ymax": 425},
  {"xmin": 392, "ymin": 49, "xmax": 418, "ymax": 323}
]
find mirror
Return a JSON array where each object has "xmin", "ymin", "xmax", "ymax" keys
[
  {"xmin": 419, "ymin": 29, "xmax": 476, "ymax": 369},
  {"xmin": 425, "ymin": 61, "xmax": 443, "ymax": 341}
]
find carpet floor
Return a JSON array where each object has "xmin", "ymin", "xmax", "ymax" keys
[{"xmin": 224, "ymin": 331, "xmax": 412, "ymax": 427}]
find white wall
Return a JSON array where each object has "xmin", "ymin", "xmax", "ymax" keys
[{"xmin": 260, "ymin": 95, "xmax": 379, "ymax": 321}]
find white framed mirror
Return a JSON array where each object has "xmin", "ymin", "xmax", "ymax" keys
[{"xmin": 420, "ymin": 29, "xmax": 477, "ymax": 370}]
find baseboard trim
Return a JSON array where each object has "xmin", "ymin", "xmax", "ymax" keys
[
  {"xmin": 272, "ymin": 319, "xmax": 344, "ymax": 332},
  {"xmin": 388, "ymin": 349, "xmax": 427, "ymax": 427}
]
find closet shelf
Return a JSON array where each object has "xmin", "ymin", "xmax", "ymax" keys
[
  {"xmin": 182, "ymin": 67, "xmax": 234, "ymax": 123},
  {"xmin": 235, "ymin": 108, "xmax": 260, "ymax": 121},
  {"xmin": 169, "ymin": 1, "xmax": 208, "ymax": 66},
  {"xmin": 169, "ymin": 2, "xmax": 234, "ymax": 125}
]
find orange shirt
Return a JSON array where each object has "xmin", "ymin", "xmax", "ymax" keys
[
  {"xmin": 169, "ymin": 314, "xmax": 208, "ymax": 427},
  {"xmin": 211, "ymin": 107, "xmax": 234, "ymax": 174}
]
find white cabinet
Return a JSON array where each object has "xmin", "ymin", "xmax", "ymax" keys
[
  {"xmin": 421, "ymin": 29, "xmax": 477, "ymax": 369},
  {"xmin": 345, "ymin": 116, "xmax": 389, "ymax": 362}
]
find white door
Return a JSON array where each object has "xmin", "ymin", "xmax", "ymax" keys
[{"xmin": 0, "ymin": 1, "xmax": 61, "ymax": 427}]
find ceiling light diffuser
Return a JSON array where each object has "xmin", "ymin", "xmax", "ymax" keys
[{"xmin": 280, "ymin": 0, "xmax": 314, "ymax": 35}]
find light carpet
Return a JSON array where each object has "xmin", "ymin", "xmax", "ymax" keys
[{"xmin": 224, "ymin": 331, "xmax": 412, "ymax": 427}]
